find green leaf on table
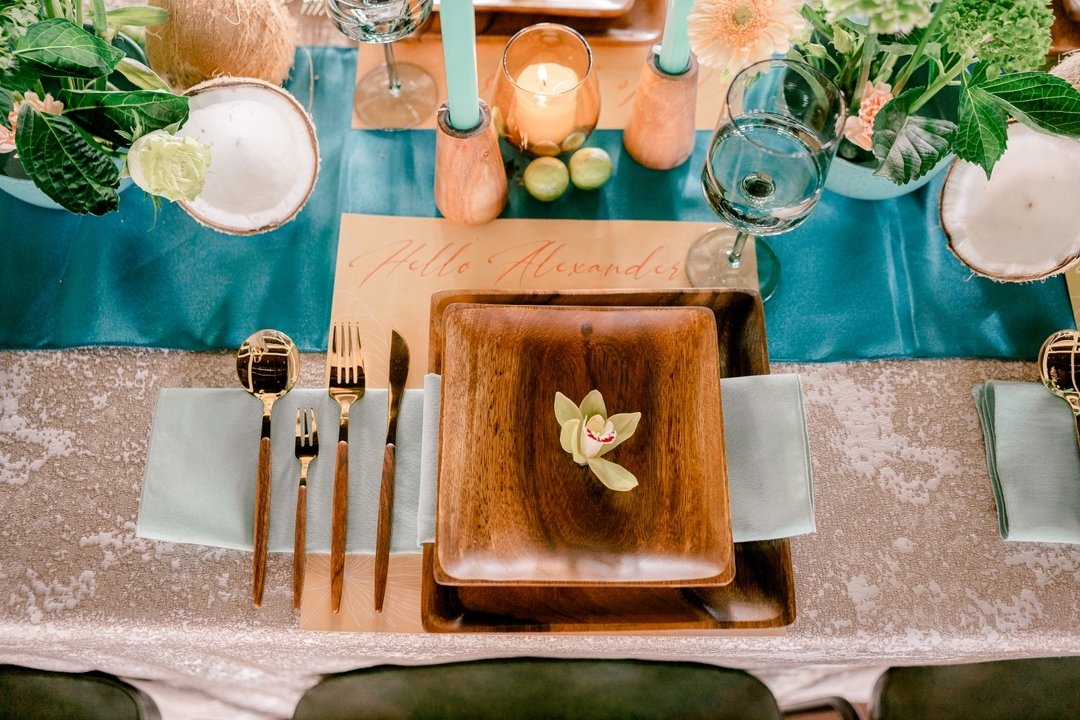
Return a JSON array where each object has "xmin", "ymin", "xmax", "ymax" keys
[
  {"xmin": 872, "ymin": 87, "xmax": 956, "ymax": 184},
  {"xmin": 975, "ymin": 72, "xmax": 1080, "ymax": 137},
  {"xmin": 14, "ymin": 104, "xmax": 120, "ymax": 215},
  {"xmin": 105, "ymin": 6, "xmax": 170, "ymax": 28},
  {"xmin": 14, "ymin": 19, "xmax": 125, "ymax": 80},
  {"xmin": 586, "ymin": 457, "xmax": 638, "ymax": 492},
  {"xmin": 59, "ymin": 89, "xmax": 188, "ymax": 145},
  {"xmin": 953, "ymin": 80, "xmax": 1008, "ymax": 177},
  {"xmin": 113, "ymin": 57, "xmax": 172, "ymax": 92}
]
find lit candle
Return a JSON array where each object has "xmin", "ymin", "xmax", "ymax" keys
[
  {"xmin": 440, "ymin": 0, "xmax": 481, "ymax": 131},
  {"xmin": 657, "ymin": 0, "xmax": 695, "ymax": 75},
  {"xmin": 514, "ymin": 62, "xmax": 580, "ymax": 149}
]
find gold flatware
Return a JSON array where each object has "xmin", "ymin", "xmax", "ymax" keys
[
  {"xmin": 374, "ymin": 330, "xmax": 410, "ymax": 612},
  {"xmin": 236, "ymin": 329, "xmax": 300, "ymax": 608},
  {"xmin": 293, "ymin": 407, "xmax": 319, "ymax": 610},
  {"xmin": 1039, "ymin": 329, "xmax": 1080, "ymax": 451},
  {"xmin": 327, "ymin": 321, "xmax": 365, "ymax": 613}
]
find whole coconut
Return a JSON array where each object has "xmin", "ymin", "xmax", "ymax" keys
[
  {"xmin": 1051, "ymin": 51, "xmax": 1080, "ymax": 90},
  {"xmin": 146, "ymin": 0, "xmax": 296, "ymax": 90}
]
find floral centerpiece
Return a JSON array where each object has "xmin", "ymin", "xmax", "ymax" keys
[
  {"xmin": 687, "ymin": 0, "xmax": 1080, "ymax": 185},
  {"xmin": 0, "ymin": 0, "xmax": 209, "ymax": 214}
]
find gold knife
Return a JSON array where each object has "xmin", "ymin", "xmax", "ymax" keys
[{"xmin": 374, "ymin": 330, "xmax": 410, "ymax": 612}]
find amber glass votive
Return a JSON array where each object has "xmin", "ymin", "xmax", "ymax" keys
[{"xmin": 491, "ymin": 23, "xmax": 601, "ymax": 156}]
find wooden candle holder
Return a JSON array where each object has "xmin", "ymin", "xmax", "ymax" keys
[
  {"xmin": 435, "ymin": 101, "xmax": 508, "ymax": 226},
  {"xmin": 623, "ymin": 51, "xmax": 699, "ymax": 170}
]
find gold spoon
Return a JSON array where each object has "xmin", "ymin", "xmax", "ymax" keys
[
  {"xmin": 1038, "ymin": 329, "xmax": 1080, "ymax": 452},
  {"xmin": 237, "ymin": 329, "xmax": 300, "ymax": 607}
]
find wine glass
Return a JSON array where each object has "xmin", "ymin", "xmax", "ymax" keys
[
  {"xmin": 685, "ymin": 58, "xmax": 846, "ymax": 300},
  {"xmin": 327, "ymin": 0, "xmax": 437, "ymax": 129}
]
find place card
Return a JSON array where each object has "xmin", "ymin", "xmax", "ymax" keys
[{"xmin": 328, "ymin": 214, "xmax": 757, "ymax": 389}]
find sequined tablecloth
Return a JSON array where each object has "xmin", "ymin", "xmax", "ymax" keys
[{"xmin": 2, "ymin": 349, "xmax": 1078, "ymax": 717}]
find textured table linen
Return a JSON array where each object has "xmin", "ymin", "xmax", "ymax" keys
[
  {"xmin": 0, "ymin": 47, "xmax": 1072, "ymax": 360},
  {"xmin": 3, "ymin": 349, "xmax": 1080, "ymax": 718}
]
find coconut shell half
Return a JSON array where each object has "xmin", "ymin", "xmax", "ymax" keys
[
  {"xmin": 941, "ymin": 123, "xmax": 1080, "ymax": 281},
  {"xmin": 178, "ymin": 77, "xmax": 320, "ymax": 236}
]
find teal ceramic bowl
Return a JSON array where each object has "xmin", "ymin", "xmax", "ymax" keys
[
  {"xmin": 0, "ymin": 169, "xmax": 133, "ymax": 210},
  {"xmin": 825, "ymin": 154, "xmax": 953, "ymax": 201}
]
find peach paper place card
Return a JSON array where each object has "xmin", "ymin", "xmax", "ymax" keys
[{"xmin": 327, "ymin": 213, "xmax": 756, "ymax": 389}]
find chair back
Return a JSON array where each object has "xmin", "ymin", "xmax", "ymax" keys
[{"xmin": 293, "ymin": 658, "xmax": 784, "ymax": 720}]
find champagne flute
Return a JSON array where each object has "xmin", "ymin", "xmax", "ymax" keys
[
  {"xmin": 685, "ymin": 58, "xmax": 846, "ymax": 300},
  {"xmin": 327, "ymin": 0, "xmax": 437, "ymax": 129}
]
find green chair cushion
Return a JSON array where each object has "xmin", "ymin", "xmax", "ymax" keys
[
  {"xmin": 293, "ymin": 658, "xmax": 783, "ymax": 720},
  {"xmin": 0, "ymin": 666, "xmax": 160, "ymax": 720},
  {"xmin": 872, "ymin": 657, "xmax": 1080, "ymax": 720}
]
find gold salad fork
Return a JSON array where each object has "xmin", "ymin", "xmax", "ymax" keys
[
  {"xmin": 327, "ymin": 321, "xmax": 365, "ymax": 613},
  {"xmin": 293, "ymin": 407, "xmax": 319, "ymax": 610}
]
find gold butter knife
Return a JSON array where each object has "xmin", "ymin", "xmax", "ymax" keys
[{"xmin": 374, "ymin": 330, "xmax": 410, "ymax": 612}]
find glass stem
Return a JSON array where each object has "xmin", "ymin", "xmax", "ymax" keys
[
  {"xmin": 383, "ymin": 43, "xmax": 402, "ymax": 97},
  {"xmin": 728, "ymin": 232, "xmax": 749, "ymax": 269}
]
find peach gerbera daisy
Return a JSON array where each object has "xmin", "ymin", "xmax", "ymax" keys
[{"xmin": 687, "ymin": 0, "xmax": 808, "ymax": 76}]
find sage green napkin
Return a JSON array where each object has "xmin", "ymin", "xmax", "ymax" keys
[
  {"xmin": 138, "ymin": 388, "xmax": 425, "ymax": 553},
  {"xmin": 139, "ymin": 374, "xmax": 815, "ymax": 552},
  {"xmin": 974, "ymin": 380, "xmax": 1080, "ymax": 542},
  {"xmin": 416, "ymin": 373, "xmax": 815, "ymax": 544}
]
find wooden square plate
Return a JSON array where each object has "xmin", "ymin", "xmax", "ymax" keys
[
  {"xmin": 435, "ymin": 303, "xmax": 733, "ymax": 587},
  {"xmin": 422, "ymin": 289, "xmax": 796, "ymax": 632}
]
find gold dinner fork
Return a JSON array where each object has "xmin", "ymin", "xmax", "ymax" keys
[
  {"xmin": 293, "ymin": 407, "xmax": 319, "ymax": 610},
  {"xmin": 327, "ymin": 321, "xmax": 365, "ymax": 613}
]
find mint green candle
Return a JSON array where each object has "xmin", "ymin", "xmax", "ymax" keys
[
  {"xmin": 657, "ymin": 0, "xmax": 695, "ymax": 75},
  {"xmin": 440, "ymin": 0, "xmax": 481, "ymax": 131}
]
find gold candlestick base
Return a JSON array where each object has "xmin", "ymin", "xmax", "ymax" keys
[
  {"xmin": 623, "ymin": 50, "xmax": 699, "ymax": 170},
  {"xmin": 434, "ymin": 101, "xmax": 508, "ymax": 226}
]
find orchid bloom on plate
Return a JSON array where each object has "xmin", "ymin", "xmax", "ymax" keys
[
  {"xmin": 843, "ymin": 81, "xmax": 893, "ymax": 151},
  {"xmin": 554, "ymin": 390, "xmax": 641, "ymax": 492}
]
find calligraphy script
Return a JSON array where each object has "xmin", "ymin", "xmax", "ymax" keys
[
  {"xmin": 331, "ymin": 214, "xmax": 742, "ymax": 388},
  {"xmin": 347, "ymin": 237, "xmax": 684, "ymax": 288}
]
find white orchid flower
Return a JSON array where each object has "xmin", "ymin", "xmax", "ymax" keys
[{"xmin": 554, "ymin": 390, "xmax": 641, "ymax": 492}]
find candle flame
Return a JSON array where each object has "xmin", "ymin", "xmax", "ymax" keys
[{"xmin": 537, "ymin": 63, "xmax": 548, "ymax": 90}]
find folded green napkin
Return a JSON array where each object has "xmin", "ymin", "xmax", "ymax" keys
[
  {"xmin": 138, "ymin": 374, "xmax": 815, "ymax": 552},
  {"xmin": 974, "ymin": 380, "xmax": 1080, "ymax": 542},
  {"xmin": 138, "ymin": 388, "xmax": 426, "ymax": 553}
]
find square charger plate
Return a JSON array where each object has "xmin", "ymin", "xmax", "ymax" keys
[
  {"xmin": 435, "ymin": 303, "xmax": 734, "ymax": 587},
  {"xmin": 422, "ymin": 289, "xmax": 796, "ymax": 633}
]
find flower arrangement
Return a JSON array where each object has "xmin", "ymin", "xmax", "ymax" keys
[
  {"xmin": 688, "ymin": 0, "xmax": 1080, "ymax": 185},
  {"xmin": 0, "ymin": 0, "xmax": 209, "ymax": 214},
  {"xmin": 554, "ymin": 390, "xmax": 641, "ymax": 491}
]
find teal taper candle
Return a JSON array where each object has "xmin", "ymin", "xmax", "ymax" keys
[
  {"xmin": 657, "ymin": 0, "xmax": 695, "ymax": 75},
  {"xmin": 440, "ymin": 0, "xmax": 482, "ymax": 131}
]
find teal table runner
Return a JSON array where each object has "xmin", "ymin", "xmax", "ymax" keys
[{"xmin": 0, "ymin": 46, "xmax": 1072, "ymax": 359}]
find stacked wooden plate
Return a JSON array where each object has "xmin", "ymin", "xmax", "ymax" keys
[{"xmin": 422, "ymin": 289, "xmax": 796, "ymax": 633}]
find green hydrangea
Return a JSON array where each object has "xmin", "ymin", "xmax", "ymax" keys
[
  {"xmin": 941, "ymin": 0, "xmax": 1053, "ymax": 73},
  {"xmin": 0, "ymin": 0, "xmax": 41, "ymax": 72},
  {"xmin": 821, "ymin": 0, "xmax": 933, "ymax": 35}
]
